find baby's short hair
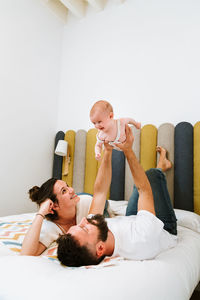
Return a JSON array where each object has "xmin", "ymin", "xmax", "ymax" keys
[{"xmin": 90, "ymin": 100, "xmax": 113, "ymax": 115}]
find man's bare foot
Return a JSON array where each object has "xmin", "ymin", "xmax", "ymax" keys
[{"xmin": 156, "ymin": 146, "xmax": 172, "ymax": 172}]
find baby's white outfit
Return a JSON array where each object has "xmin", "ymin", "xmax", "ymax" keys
[{"xmin": 96, "ymin": 119, "xmax": 122, "ymax": 151}]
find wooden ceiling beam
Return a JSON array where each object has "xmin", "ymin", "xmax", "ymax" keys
[
  {"xmin": 41, "ymin": 0, "xmax": 68, "ymax": 22},
  {"xmin": 86, "ymin": 0, "xmax": 106, "ymax": 11},
  {"xmin": 59, "ymin": 0, "xmax": 86, "ymax": 18}
]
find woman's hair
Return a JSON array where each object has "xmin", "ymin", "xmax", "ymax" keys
[{"xmin": 29, "ymin": 178, "xmax": 59, "ymax": 221}]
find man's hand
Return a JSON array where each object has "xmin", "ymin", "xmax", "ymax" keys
[{"xmin": 114, "ymin": 124, "xmax": 134, "ymax": 153}]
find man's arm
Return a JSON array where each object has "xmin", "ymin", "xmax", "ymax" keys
[
  {"xmin": 116, "ymin": 125, "xmax": 155, "ymax": 215},
  {"xmin": 89, "ymin": 144, "xmax": 112, "ymax": 215}
]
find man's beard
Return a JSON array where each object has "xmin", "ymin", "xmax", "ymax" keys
[{"xmin": 87, "ymin": 214, "xmax": 108, "ymax": 242}]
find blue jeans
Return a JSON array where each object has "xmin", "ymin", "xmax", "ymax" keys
[{"xmin": 126, "ymin": 168, "xmax": 177, "ymax": 235}]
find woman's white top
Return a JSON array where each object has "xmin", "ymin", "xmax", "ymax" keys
[{"xmin": 39, "ymin": 195, "xmax": 92, "ymax": 247}]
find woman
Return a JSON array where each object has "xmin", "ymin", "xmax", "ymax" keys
[{"xmin": 21, "ymin": 144, "xmax": 113, "ymax": 256}]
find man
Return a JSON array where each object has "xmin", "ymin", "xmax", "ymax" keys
[{"xmin": 57, "ymin": 125, "xmax": 177, "ymax": 267}]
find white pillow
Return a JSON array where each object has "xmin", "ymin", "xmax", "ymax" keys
[
  {"xmin": 174, "ymin": 209, "xmax": 200, "ymax": 233},
  {"xmin": 98, "ymin": 201, "xmax": 200, "ymax": 233},
  {"xmin": 107, "ymin": 200, "xmax": 128, "ymax": 216}
]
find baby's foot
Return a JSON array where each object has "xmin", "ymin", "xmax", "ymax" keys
[{"xmin": 156, "ymin": 146, "xmax": 172, "ymax": 172}]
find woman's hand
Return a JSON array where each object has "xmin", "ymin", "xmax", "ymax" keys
[
  {"xmin": 38, "ymin": 199, "xmax": 54, "ymax": 216},
  {"xmin": 104, "ymin": 141, "xmax": 113, "ymax": 152}
]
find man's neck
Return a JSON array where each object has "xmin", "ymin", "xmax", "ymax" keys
[{"xmin": 105, "ymin": 230, "xmax": 115, "ymax": 256}]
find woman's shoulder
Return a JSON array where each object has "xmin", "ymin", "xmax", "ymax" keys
[
  {"xmin": 42, "ymin": 218, "xmax": 60, "ymax": 232},
  {"xmin": 39, "ymin": 218, "xmax": 62, "ymax": 248},
  {"xmin": 76, "ymin": 194, "xmax": 93, "ymax": 223},
  {"xmin": 77, "ymin": 194, "xmax": 93, "ymax": 209}
]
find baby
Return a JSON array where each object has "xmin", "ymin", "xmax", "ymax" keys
[{"xmin": 90, "ymin": 100, "xmax": 141, "ymax": 160}]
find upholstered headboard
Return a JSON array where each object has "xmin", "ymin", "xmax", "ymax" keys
[{"xmin": 53, "ymin": 122, "xmax": 200, "ymax": 215}]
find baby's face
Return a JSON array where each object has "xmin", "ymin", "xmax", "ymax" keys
[{"xmin": 90, "ymin": 110, "xmax": 112, "ymax": 131}]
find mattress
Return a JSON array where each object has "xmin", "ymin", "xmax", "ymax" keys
[{"xmin": 0, "ymin": 206, "xmax": 200, "ymax": 300}]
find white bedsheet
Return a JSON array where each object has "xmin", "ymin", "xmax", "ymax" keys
[{"xmin": 0, "ymin": 210, "xmax": 200, "ymax": 300}]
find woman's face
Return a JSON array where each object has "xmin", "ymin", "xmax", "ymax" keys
[{"xmin": 53, "ymin": 180, "xmax": 80, "ymax": 213}]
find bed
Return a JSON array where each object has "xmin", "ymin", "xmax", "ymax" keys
[{"xmin": 0, "ymin": 121, "xmax": 200, "ymax": 300}]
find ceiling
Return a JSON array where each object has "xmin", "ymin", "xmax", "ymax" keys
[{"xmin": 41, "ymin": 0, "xmax": 125, "ymax": 23}]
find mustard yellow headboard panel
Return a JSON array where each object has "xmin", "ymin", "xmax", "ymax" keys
[
  {"xmin": 62, "ymin": 130, "xmax": 75, "ymax": 187},
  {"xmin": 140, "ymin": 125, "xmax": 157, "ymax": 171},
  {"xmin": 84, "ymin": 129, "xmax": 98, "ymax": 195}
]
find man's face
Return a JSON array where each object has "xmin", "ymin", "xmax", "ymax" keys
[{"xmin": 67, "ymin": 214, "xmax": 108, "ymax": 250}]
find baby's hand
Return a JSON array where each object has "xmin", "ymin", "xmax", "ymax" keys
[
  {"xmin": 38, "ymin": 199, "xmax": 54, "ymax": 216},
  {"xmin": 95, "ymin": 153, "xmax": 101, "ymax": 161}
]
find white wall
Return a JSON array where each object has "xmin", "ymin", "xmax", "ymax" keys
[
  {"xmin": 57, "ymin": 0, "xmax": 200, "ymax": 132},
  {"xmin": 0, "ymin": 0, "xmax": 63, "ymax": 216}
]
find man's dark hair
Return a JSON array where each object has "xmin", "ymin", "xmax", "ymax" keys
[
  {"xmin": 57, "ymin": 234, "xmax": 105, "ymax": 267},
  {"xmin": 87, "ymin": 214, "xmax": 108, "ymax": 242}
]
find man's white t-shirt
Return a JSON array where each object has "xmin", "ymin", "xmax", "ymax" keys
[
  {"xmin": 39, "ymin": 194, "xmax": 93, "ymax": 248},
  {"xmin": 106, "ymin": 210, "xmax": 177, "ymax": 260}
]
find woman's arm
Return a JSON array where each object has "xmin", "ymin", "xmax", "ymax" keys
[
  {"xmin": 95, "ymin": 141, "xmax": 103, "ymax": 160},
  {"xmin": 89, "ymin": 144, "xmax": 112, "ymax": 215},
  {"xmin": 20, "ymin": 199, "xmax": 54, "ymax": 256}
]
